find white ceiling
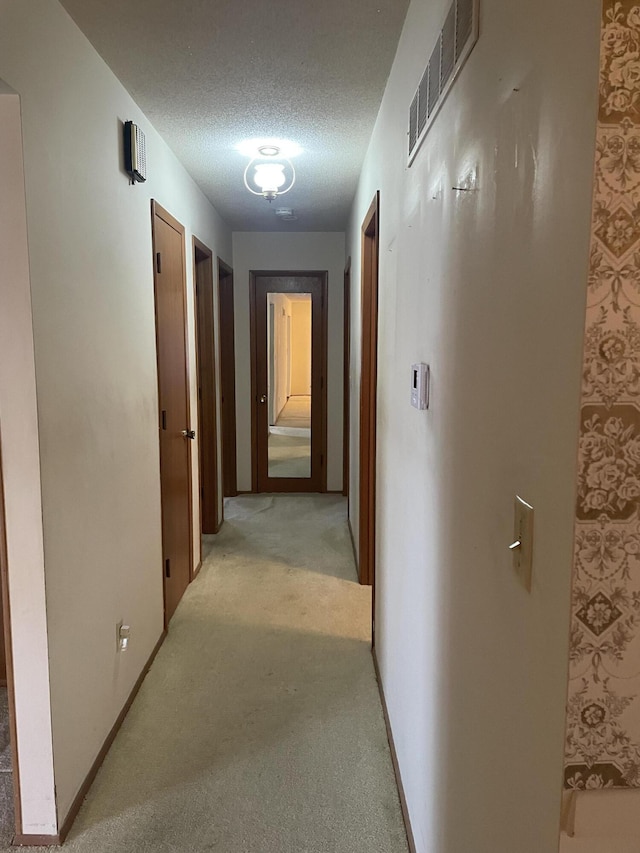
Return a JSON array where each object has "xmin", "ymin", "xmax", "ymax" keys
[{"xmin": 59, "ymin": 0, "xmax": 410, "ymax": 232}]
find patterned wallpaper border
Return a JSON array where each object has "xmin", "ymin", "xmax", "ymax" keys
[{"xmin": 565, "ymin": 0, "xmax": 640, "ymax": 791}]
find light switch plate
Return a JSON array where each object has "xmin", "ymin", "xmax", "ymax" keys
[{"xmin": 513, "ymin": 495, "xmax": 534, "ymax": 591}]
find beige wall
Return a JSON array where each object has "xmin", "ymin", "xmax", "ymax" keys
[
  {"xmin": 346, "ymin": 0, "xmax": 600, "ymax": 850},
  {"xmin": 0, "ymin": 0, "xmax": 231, "ymax": 830},
  {"xmin": 232, "ymin": 232, "xmax": 345, "ymax": 491},
  {"xmin": 290, "ymin": 300, "xmax": 311, "ymax": 396},
  {"xmin": 0, "ymin": 90, "xmax": 57, "ymax": 836}
]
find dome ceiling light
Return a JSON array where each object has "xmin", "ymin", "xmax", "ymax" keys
[{"xmin": 243, "ymin": 145, "xmax": 296, "ymax": 203}]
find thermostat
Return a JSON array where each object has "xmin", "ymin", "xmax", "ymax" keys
[{"xmin": 411, "ymin": 363, "xmax": 430, "ymax": 410}]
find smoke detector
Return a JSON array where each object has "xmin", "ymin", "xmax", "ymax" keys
[{"xmin": 275, "ymin": 208, "xmax": 297, "ymax": 221}]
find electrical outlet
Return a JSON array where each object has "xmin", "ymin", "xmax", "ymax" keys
[{"xmin": 511, "ymin": 496, "xmax": 534, "ymax": 592}]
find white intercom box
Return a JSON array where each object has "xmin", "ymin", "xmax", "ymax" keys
[{"xmin": 411, "ymin": 363, "xmax": 430, "ymax": 410}]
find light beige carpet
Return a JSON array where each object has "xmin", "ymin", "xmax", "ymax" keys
[
  {"xmin": 267, "ymin": 434, "xmax": 311, "ymax": 478},
  {"xmin": 15, "ymin": 495, "xmax": 407, "ymax": 852},
  {"xmin": 0, "ymin": 689, "xmax": 13, "ymax": 847}
]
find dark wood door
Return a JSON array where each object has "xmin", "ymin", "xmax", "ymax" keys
[
  {"xmin": 359, "ymin": 194, "xmax": 379, "ymax": 590},
  {"xmin": 250, "ymin": 272, "xmax": 327, "ymax": 493},
  {"xmin": 194, "ymin": 239, "xmax": 220, "ymax": 536},
  {"xmin": 152, "ymin": 201, "xmax": 193, "ymax": 624},
  {"xmin": 218, "ymin": 260, "xmax": 237, "ymax": 497}
]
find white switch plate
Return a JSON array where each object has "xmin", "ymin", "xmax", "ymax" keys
[
  {"xmin": 513, "ymin": 495, "xmax": 534, "ymax": 591},
  {"xmin": 116, "ymin": 620, "xmax": 130, "ymax": 652},
  {"xmin": 411, "ymin": 363, "xmax": 430, "ymax": 410}
]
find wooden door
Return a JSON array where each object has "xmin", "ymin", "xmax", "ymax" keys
[
  {"xmin": 152, "ymin": 201, "xmax": 193, "ymax": 624},
  {"xmin": 359, "ymin": 193, "xmax": 380, "ymax": 590},
  {"xmin": 194, "ymin": 238, "xmax": 220, "ymax": 536},
  {"xmin": 218, "ymin": 260, "xmax": 238, "ymax": 497},
  {"xmin": 250, "ymin": 272, "xmax": 328, "ymax": 493}
]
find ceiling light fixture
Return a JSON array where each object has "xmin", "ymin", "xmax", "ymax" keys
[{"xmin": 243, "ymin": 145, "xmax": 295, "ymax": 203}]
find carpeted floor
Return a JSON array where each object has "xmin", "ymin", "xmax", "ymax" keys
[
  {"xmin": 16, "ymin": 495, "xmax": 407, "ymax": 852},
  {"xmin": 267, "ymin": 434, "xmax": 311, "ymax": 478},
  {"xmin": 0, "ymin": 688, "xmax": 13, "ymax": 847},
  {"xmin": 275, "ymin": 395, "xmax": 311, "ymax": 430}
]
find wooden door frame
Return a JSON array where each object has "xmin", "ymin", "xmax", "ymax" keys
[
  {"xmin": 0, "ymin": 438, "xmax": 23, "ymax": 839},
  {"xmin": 343, "ymin": 257, "xmax": 351, "ymax": 500},
  {"xmin": 218, "ymin": 259, "xmax": 238, "ymax": 497},
  {"xmin": 359, "ymin": 193, "xmax": 380, "ymax": 590},
  {"xmin": 193, "ymin": 237, "xmax": 221, "ymax": 541},
  {"xmin": 249, "ymin": 271, "xmax": 328, "ymax": 494},
  {"xmin": 151, "ymin": 200, "xmax": 194, "ymax": 623}
]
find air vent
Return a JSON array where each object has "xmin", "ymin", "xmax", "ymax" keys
[
  {"xmin": 428, "ymin": 37, "xmax": 441, "ymax": 117},
  {"xmin": 417, "ymin": 66, "xmax": 429, "ymax": 136},
  {"xmin": 456, "ymin": 0, "xmax": 474, "ymax": 61},
  {"xmin": 409, "ymin": 91, "xmax": 419, "ymax": 154},
  {"xmin": 441, "ymin": 5, "xmax": 456, "ymax": 88},
  {"xmin": 407, "ymin": 0, "xmax": 480, "ymax": 163}
]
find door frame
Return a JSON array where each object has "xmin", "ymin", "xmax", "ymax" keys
[
  {"xmin": 193, "ymin": 237, "xmax": 221, "ymax": 539},
  {"xmin": 343, "ymin": 257, "xmax": 351, "ymax": 500},
  {"xmin": 359, "ymin": 193, "xmax": 380, "ymax": 591},
  {"xmin": 249, "ymin": 270, "xmax": 328, "ymax": 493},
  {"xmin": 218, "ymin": 259, "xmax": 238, "ymax": 498},
  {"xmin": 151, "ymin": 200, "xmax": 194, "ymax": 624}
]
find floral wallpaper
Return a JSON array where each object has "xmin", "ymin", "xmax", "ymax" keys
[{"xmin": 565, "ymin": 0, "xmax": 640, "ymax": 791}]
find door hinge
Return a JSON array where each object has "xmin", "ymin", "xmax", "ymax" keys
[
  {"xmin": 161, "ymin": 410, "xmax": 167, "ymax": 430},
  {"xmin": 156, "ymin": 252, "xmax": 162, "ymax": 274},
  {"xmin": 320, "ymin": 453, "xmax": 324, "ymax": 467},
  {"xmin": 165, "ymin": 558, "xmax": 171, "ymax": 578},
  {"xmin": 198, "ymin": 386, "xmax": 202, "ymax": 401}
]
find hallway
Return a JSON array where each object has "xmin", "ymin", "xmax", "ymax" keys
[{"xmin": 28, "ymin": 496, "xmax": 407, "ymax": 853}]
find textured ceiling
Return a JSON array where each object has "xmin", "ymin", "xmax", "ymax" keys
[{"xmin": 59, "ymin": 0, "xmax": 410, "ymax": 232}]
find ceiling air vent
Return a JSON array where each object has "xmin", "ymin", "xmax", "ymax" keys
[{"xmin": 407, "ymin": 0, "xmax": 479, "ymax": 164}]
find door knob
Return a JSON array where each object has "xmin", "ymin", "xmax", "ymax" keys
[
  {"xmin": 181, "ymin": 429, "xmax": 196, "ymax": 439},
  {"xmin": 260, "ymin": 395, "xmax": 267, "ymax": 404}
]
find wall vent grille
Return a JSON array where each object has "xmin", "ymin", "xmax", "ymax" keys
[
  {"xmin": 417, "ymin": 66, "xmax": 429, "ymax": 136},
  {"xmin": 427, "ymin": 37, "xmax": 441, "ymax": 118},
  {"xmin": 407, "ymin": 0, "xmax": 479, "ymax": 164},
  {"xmin": 409, "ymin": 91, "xmax": 419, "ymax": 154}
]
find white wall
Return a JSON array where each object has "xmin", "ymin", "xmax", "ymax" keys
[
  {"xmin": 0, "ymin": 91, "xmax": 57, "ymax": 837},
  {"xmin": 346, "ymin": 0, "xmax": 601, "ymax": 851},
  {"xmin": 232, "ymin": 232, "xmax": 345, "ymax": 491},
  {"xmin": 0, "ymin": 0, "xmax": 231, "ymax": 830}
]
